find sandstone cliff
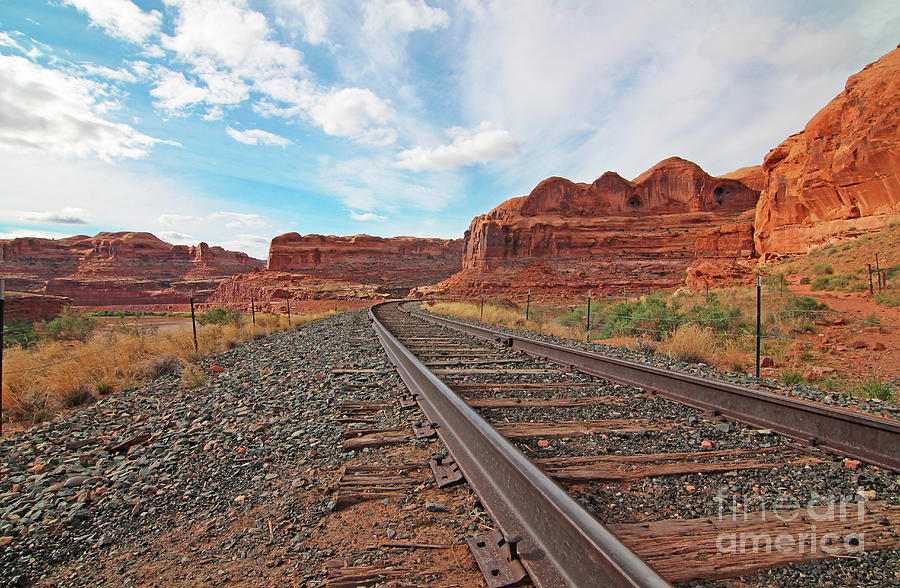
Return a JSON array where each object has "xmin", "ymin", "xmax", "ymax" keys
[
  {"xmin": 754, "ymin": 48, "xmax": 900, "ymax": 256},
  {"xmin": 421, "ymin": 157, "xmax": 759, "ymax": 298},
  {"xmin": 0, "ymin": 232, "xmax": 264, "ymax": 306},
  {"xmin": 209, "ymin": 233, "xmax": 463, "ymax": 306}
]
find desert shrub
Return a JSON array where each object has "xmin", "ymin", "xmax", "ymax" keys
[
  {"xmin": 138, "ymin": 354, "xmax": 184, "ymax": 379},
  {"xmin": 196, "ymin": 307, "xmax": 242, "ymax": 326},
  {"xmin": 37, "ymin": 308, "xmax": 97, "ymax": 342},
  {"xmin": 811, "ymin": 263, "xmax": 834, "ymax": 275},
  {"xmin": 722, "ymin": 339, "xmax": 750, "ymax": 372},
  {"xmin": 874, "ymin": 291, "xmax": 900, "ymax": 307},
  {"xmin": 181, "ymin": 365, "xmax": 207, "ymax": 389},
  {"xmin": 799, "ymin": 276, "xmax": 811, "ymax": 284},
  {"xmin": 684, "ymin": 293, "xmax": 744, "ymax": 334},
  {"xmin": 853, "ymin": 377, "xmax": 895, "ymax": 401},
  {"xmin": 3, "ymin": 320, "xmax": 41, "ymax": 348},
  {"xmin": 62, "ymin": 383, "xmax": 94, "ymax": 408},
  {"xmin": 94, "ymin": 378, "xmax": 115, "ymax": 395},
  {"xmin": 661, "ymin": 323, "xmax": 716, "ymax": 364},
  {"xmin": 780, "ymin": 368, "xmax": 805, "ymax": 386}
]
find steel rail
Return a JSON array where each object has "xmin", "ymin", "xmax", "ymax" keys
[
  {"xmin": 370, "ymin": 302, "xmax": 670, "ymax": 588},
  {"xmin": 404, "ymin": 303, "xmax": 900, "ymax": 471}
]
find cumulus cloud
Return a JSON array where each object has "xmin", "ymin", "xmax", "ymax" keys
[
  {"xmin": 271, "ymin": 0, "xmax": 329, "ymax": 45},
  {"xmin": 0, "ymin": 55, "xmax": 173, "ymax": 160},
  {"xmin": 396, "ymin": 122, "xmax": 519, "ymax": 171},
  {"xmin": 309, "ymin": 88, "xmax": 396, "ymax": 144},
  {"xmin": 0, "ymin": 229, "xmax": 73, "ymax": 241},
  {"xmin": 225, "ymin": 126, "xmax": 291, "ymax": 146},
  {"xmin": 211, "ymin": 211, "xmax": 268, "ymax": 229},
  {"xmin": 63, "ymin": 0, "xmax": 162, "ymax": 44},
  {"xmin": 156, "ymin": 230, "xmax": 196, "ymax": 244},
  {"xmin": 17, "ymin": 207, "xmax": 91, "ymax": 224},
  {"xmin": 363, "ymin": 0, "xmax": 449, "ymax": 35},
  {"xmin": 349, "ymin": 211, "xmax": 387, "ymax": 221}
]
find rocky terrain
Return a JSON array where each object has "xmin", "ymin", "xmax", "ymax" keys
[
  {"xmin": 753, "ymin": 47, "xmax": 900, "ymax": 258},
  {"xmin": 0, "ymin": 232, "xmax": 263, "ymax": 308},
  {"xmin": 209, "ymin": 234, "xmax": 463, "ymax": 307},
  {"xmin": 418, "ymin": 157, "xmax": 760, "ymax": 298},
  {"xmin": 0, "ymin": 310, "xmax": 485, "ymax": 587}
]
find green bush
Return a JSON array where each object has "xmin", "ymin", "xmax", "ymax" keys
[
  {"xmin": 853, "ymin": 377, "xmax": 895, "ymax": 401},
  {"xmin": 37, "ymin": 308, "xmax": 97, "ymax": 342},
  {"xmin": 780, "ymin": 368, "xmax": 805, "ymax": 386},
  {"xmin": 3, "ymin": 320, "xmax": 41, "ymax": 348},
  {"xmin": 196, "ymin": 306, "xmax": 242, "ymax": 326},
  {"xmin": 811, "ymin": 263, "xmax": 834, "ymax": 275}
]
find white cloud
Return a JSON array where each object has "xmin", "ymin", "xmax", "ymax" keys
[
  {"xmin": 225, "ymin": 126, "xmax": 292, "ymax": 146},
  {"xmin": 309, "ymin": 88, "xmax": 396, "ymax": 144},
  {"xmin": 211, "ymin": 211, "xmax": 268, "ymax": 229},
  {"xmin": 63, "ymin": 0, "xmax": 162, "ymax": 44},
  {"xmin": 271, "ymin": 0, "xmax": 329, "ymax": 45},
  {"xmin": 363, "ymin": 0, "xmax": 449, "ymax": 35},
  {"xmin": 0, "ymin": 229, "xmax": 73, "ymax": 241},
  {"xmin": 0, "ymin": 55, "xmax": 173, "ymax": 160},
  {"xmin": 155, "ymin": 213, "xmax": 202, "ymax": 225},
  {"xmin": 349, "ymin": 211, "xmax": 388, "ymax": 221},
  {"xmin": 396, "ymin": 122, "xmax": 519, "ymax": 171},
  {"xmin": 458, "ymin": 1, "xmax": 900, "ymax": 183},
  {"xmin": 156, "ymin": 230, "xmax": 195, "ymax": 244},
  {"xmin": 161, "ymin": 0, "xmax": 304, "ymax": 79},
  {"xmin": 0, "ymin": 32, "xmax": 26, "ymax": 52},
  {"xmin": 81, "ymin": 63, "xmax": 138, "ymax": 83},
  {"xmin": 18, "ymin": 207, "xmax": 91, "ymax": 224}
]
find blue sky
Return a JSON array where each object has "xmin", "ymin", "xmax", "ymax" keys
[{"xmin": 0, "ymin": 0, "xmax": 898, "ymax": 259}]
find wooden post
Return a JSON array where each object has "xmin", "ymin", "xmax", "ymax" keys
[
  {"xmin": 755, "ymin": 276, "xmax": 762, "ymax": 378},
  {"xmin": 250, "ymin": 293, "xmax": 256, "ymax": 325},
  {"xmin": 525, "ymin": 288, "xmax": 531, "ymax": 321},
  {"xmin": 286, "ymin": 294, "xmax": 291, "ymax": 326},
  {"xmin": 875, "ymin": 254, "xmax": 881, "ymax": 293},
  {"xmin": 189, "ymin": 290, "xmax": 198, "ymax": 353},
  {"xmin": 868, "ymin": 264, "xmax": 874, "ymax": 295}
]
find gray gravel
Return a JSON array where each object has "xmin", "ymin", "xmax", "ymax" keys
[{"xmin": 0, "ymin": 309, "xmax": 479, "ymax": 586}]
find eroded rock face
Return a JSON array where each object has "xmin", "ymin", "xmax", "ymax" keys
[
  {"xmin": 422, "ymin": 157, "xmax": 759, "ymax": 298},
  {"xmin": 754, "ymin": 48, "xmax": 900, "ymax": 256},
  {"xmin": 0, "ymin": 232, "xmax": 263, "ymax": 306},
  {"xmin": 266, "ymin": 233, "xmax": 462, "ymax": 291},
  {"xmin": 4, "ymin": 291, "xmax": 70, "ymax": 322}
]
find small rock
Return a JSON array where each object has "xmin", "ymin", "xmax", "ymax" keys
[
  {"xmin": 0, "ymin": 537, "xmax": 13, "ymax": 547},
  {"xmin": 537, "ymin": 440, "xmax": 550, "ymax": 448},
  {"xmin": 385, "ymin": 529, "xmax": 396, "ymax": 539},
  {"xmin": 851, "ymin": 340, "xmax": 867, "ymax": 349},
  {"xmin": 700, "ymin": 440, "xmax": 713, "ymax": 449},
  {"xmin": 715, "ymin": 422, "xmax": 730, "ymax": 434},
  {"xmin": 873, "ymin": 341, "xmax": 886, "ymax": 351},
  {"xmin": 843, "ymin": 459, "xmax": 861, "ymax": 470},
  {"xmin": 856, "ymin": 490, "xmax": 876, "ymax": 500},
  {"xmin": 685, "ymin": 485, "xmax": 697, "ymax": 494},
  {"xmin": 234, "ymin": 495, "xmax": 246, "ymax": 505},
  {"xmin": 63, "ymin": 476, "xmax": 87, "ymax": 488},
  {"xmin": 210, "ymin": 365, "xmax": 225, "ymax": 374},
  {"xmin": 760, "ymin": 357, "xmax": 775, "ymax": 368},
  {"xmin": 425, "ymin": 502, "xmax": 446, "ymax": 513}
]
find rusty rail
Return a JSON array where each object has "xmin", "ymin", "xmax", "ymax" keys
[
  {"xmin": 404, "ymin": 303, "xmax": 900, "ymax": 472},
  {"xmin": 370, "ymin": 302, "xmax": 669, "ymax": 588}
]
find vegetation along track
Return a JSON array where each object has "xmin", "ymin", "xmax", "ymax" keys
[{"xmin": 369, "ymin": 301, "xmax": 900, "ymax": 587}]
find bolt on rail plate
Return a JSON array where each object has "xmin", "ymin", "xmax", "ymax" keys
[
  {"xmin": 398, "ymin": 394, "xmax": 418, "ymax": 409},
  {"xmin": 413, "ymin": 422, "xmax": 438, "ymax": 439},
  {"xmin": 466, "ymin": 529, "xmax": 528, "ymax": 588},
  {"xmin": 428, "ymin": 454, "xmax": 464, "ymax": 487}
]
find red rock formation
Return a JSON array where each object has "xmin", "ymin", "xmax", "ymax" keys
[
  {"xmin": 0, "ymin": 232, "xmax": 263, "ymax": 306},
  {"xmin": 266, "ymin": 234, "xmax": 462, "ymax": 293},
  {"xmin": 209, "ymin": 234, "xmax": 463, "ymax": 306},
  {"xmin": 4, "ymin": 291, "xmax": 70, "ymax": 322},
  {"xmin": 755, "ymin": 48, "xmax": 900, "ymax": 256},
  {"xmin": 719, "ymin": 166, "xmax": 765, "ymax": 192},
  {"xmin": 422, "ymin": 157, "xmax": 759, "ymax": 299}
]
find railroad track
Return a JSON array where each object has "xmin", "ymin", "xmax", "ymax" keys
[{"xmin": 369, "ymin": 301, "xmax": 900, "ymax": 587}]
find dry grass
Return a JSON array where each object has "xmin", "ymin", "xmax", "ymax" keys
[
  {"xmin": 1, "ymin": 309, "xmax": 341, "ymax": 427},
  {"xmin": 424, "ymin": 301, "xmax": 586, "ymax": 340},
  {"xmin": 659, "ymin": 323, "xmax": 717, "ymax": 364}
]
